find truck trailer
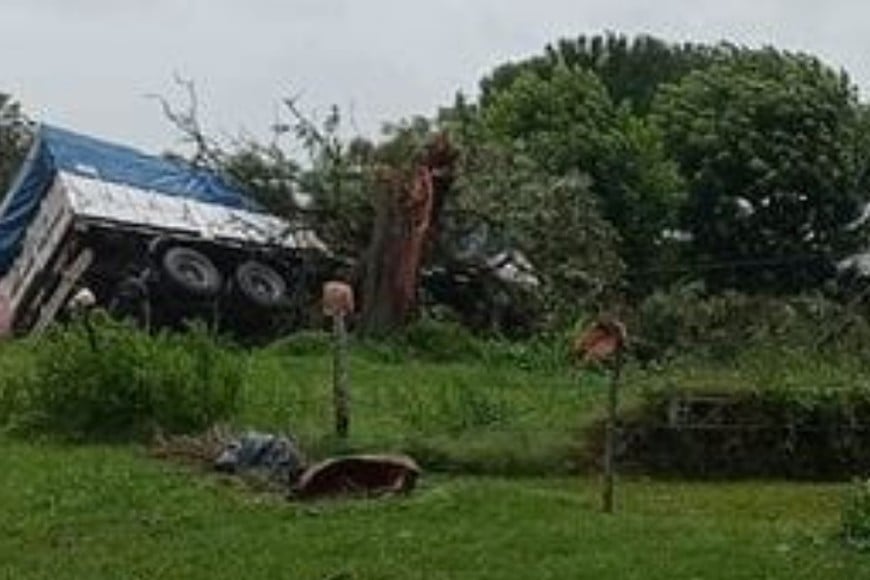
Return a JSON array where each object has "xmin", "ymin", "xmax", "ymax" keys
[{"xmin": 0, "ymin": 125, "xmax": 328, "ymax": 338}]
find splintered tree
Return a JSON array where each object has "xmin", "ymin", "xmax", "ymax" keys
[{"xmin": 359, "ymin": 134, "xmax": 457, "ymax": 336}]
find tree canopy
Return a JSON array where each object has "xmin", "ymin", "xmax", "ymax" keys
[
  {"xmin": 473, "ymin": 63, "xmax": 684, "ymax": 288},
  {"xmin": 480, "ymin": 32, "xmax": 722, "ymax": 114},
  {"xmin": 652, "ymin": 48, "xmax": 869, "ymax": 291},
  {"xmin": 149, "ymin": 35, "xmax": 870, "ymax": 332}
]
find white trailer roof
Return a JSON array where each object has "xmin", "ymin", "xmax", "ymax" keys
[
  {"xmin": 60, "ymin": 171, "xmax": 327, "ymax": 252},
  {"xmin": 0, "ymin": 125, "xmax": 328, "ymax": 276}
]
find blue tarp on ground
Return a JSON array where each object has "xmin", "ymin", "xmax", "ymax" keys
[{"xmin": 0, "ymin": 125, "xmax": 256, "ymax": 275}]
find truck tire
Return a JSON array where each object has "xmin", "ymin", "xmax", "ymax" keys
[
  {"xmin": 235, "ymin": 260, "xmax": 287, "ymax": 308},
  {"xmin": 161, "ymin": 246, "xmax": 222, "ymax": 298}
]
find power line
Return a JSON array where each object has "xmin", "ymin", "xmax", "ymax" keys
[{"xmin": 625, "ymin": 251, "xmax": 839, "ymax": 277}]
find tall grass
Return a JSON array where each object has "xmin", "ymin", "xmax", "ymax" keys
[
  {"xmin": 1, "ymin": 316, "xmax": 243, "ymax": 441},
  {"xmin": 10, "ymin": 313, "xmax": 870, "ymax": 477},
  {"xmin": 0, "ymin": 318, "xmax": 603, "ymax": 474},
  {"xmin": 246, "ymin": 331, "xmax": 606, "ymax": 474},
  {"xmin": 843, "ymin": 479, "xmax": 870, "ymax": 550},
  {"xmin": 0, "ymin": 338, "xmax": 34, "ymax": 432},
  {"xmin": 601, "ymin": 344, "xmax": 870, "ymax": 479}
]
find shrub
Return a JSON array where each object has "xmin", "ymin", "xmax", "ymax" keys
[
  {"xmin": 0, "ymin": 339, "xmax": 35, "ymax": 431},
  {"xmin": 261, "ymin": 319, "xmax": 576, "ymax": 375},
  {"xmin": 633, "ymin": 287, "xmax": 870, "ymax": 361},
  {"xmin": 265, "ymin": 321, "xmax": 486, "ymax": 365},
  {"xmin": 399, "ymin": 318, "xmax": 485, "ymax": 362},
  {"xmin": 475, "ymin": 333, "xmax": 572, "ymax": 373},
  {"xmin": 390, "ymin": 318, "xmax": 573, "ymax": 371},
  {"xmin": 15, "ymin": 317, "xmax": 244, "ymax": 441},
  {"xmin": 843, "ymin": 480, "xmax": 870, "ymax": 549},
  {"xmin": 266, "ymin": 331, "xmax": 333, "ymax": 357},
  {"xmin": 595, "ymin": 361, "xmax": 870, "ymax": 479}
]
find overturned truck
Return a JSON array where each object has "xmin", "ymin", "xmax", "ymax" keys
[{"xmin": 0, "ymin": 126, "xmax": 329, "ymax": 339}]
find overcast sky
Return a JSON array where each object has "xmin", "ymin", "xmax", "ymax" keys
[{"xmin": 1, "ymin": 0, "xmax": 868, "ymax": 153}]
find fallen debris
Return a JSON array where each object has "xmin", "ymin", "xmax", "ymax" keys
[
  {"xmin": 214, "ymin": 431, "xmax": 306, "ymax": 485},
  {"xmin": 152, "ymin": 428, "xmax": 421, "ymax": 501},
  {"xmin": 294, "ymin": 454, "xmax": 421, "ymax": 500}
]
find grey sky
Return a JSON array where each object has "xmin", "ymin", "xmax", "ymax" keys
[{"xmin": 1, "ymin": 0, "xmax": 868, "ymax": 152}]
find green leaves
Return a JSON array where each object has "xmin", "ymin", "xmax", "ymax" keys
[
  {"xmin": 472, "ymin": 61, "xmax": 685, "ymax": 292},
  {"xmin": 843, "ymin": 479, "xmax": 870, "ymax": 550},
  {"xmin": 11, "ymin": 318, "xmax": 243, "ymax": 441},
  {"xmin": 480, "ymin": 33, "xmax": 722, "ymax": 115},
  {"xmin": 472, "ymin": 39, "xmax": 870, "ymax": 296},
  {"xmin": 652, "ymin": 48, "xmax": 867, "ymax": 291},
  {"xmin": 451, "ymin": 140, "xmax": 624, "ymax": 323}
]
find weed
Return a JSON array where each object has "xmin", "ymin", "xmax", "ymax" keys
[{"xmin": 10, "ymin": 317, "xmax": 243, "ymax": 441}]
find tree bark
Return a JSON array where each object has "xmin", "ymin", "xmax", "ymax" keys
[
  {"xmin": 359, "ymin": 134, "xmax": 456, "ymax": 336},
  {"xmin": 332, "ymin": 312, "xmax": 350, "ymax": 439}
]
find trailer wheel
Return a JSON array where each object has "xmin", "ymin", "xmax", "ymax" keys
[
  {"xmin": 235, "ymin": 260, "xmax": 287, "ymax": 308},
  {"xmin": 161, "ymin": 246, "xmax": 222, "ymax": 297}
]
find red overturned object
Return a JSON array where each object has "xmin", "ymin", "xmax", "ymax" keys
[
  {"xmin": 294, "ymin": 454, "xmax": 421, "ymax": 500},
  {"xmin": 573, "ymin": 318, "xmax": 627, "ymax": 363}
]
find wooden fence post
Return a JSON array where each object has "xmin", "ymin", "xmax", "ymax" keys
[
  {"xmin": 332, "ymin": 311, "xmax": 350, "ymax": 439},
  {"xmin": 323, "ymin": 281, "xmax": 354, "ymax": 440},
  {"xmin": 602, "ymin": 347, "xmax": 623, "ymax": 514},
  {"xmin": 573, "ymin": 316, "xmax": 627, "ymax": 514}
]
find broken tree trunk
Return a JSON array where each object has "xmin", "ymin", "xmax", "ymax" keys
[{"xmin": 359, "ymin": 134, "xmax": 456, "ymax": 336}]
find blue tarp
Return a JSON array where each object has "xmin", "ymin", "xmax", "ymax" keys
[{"xmin": 0, "ymin": 125, "xmax": 256, "ymax": 275}]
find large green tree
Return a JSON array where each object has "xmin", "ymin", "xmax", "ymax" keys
[
  {"xmin": 652, "ymin": 49, "xmax": 869, "ymax": 291},
  {"xmin": 450, "ymin": 141, "xmax": 624, "ymax": 325},
  {"xmin": 480, "ymin": 32, "xmax": 722, "ymax": 114},
  {"xmin": 475, "ymin": 65, "xmax": 684, "ymax": 288}
]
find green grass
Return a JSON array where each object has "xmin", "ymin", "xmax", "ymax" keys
[
  {"xmin": 0, "ymin": 326, "xmax": 603, "ymax": 474},
  {"xmin": 1, "ymin": 438, "xmax": 868, "ymax": 580},
  {"xmin": 4, "ymin": 329, "xmax": 870, "ymax": 577},
  {"xmin": 631, "ymin": 345, "xmax": 870, "ymax": 396},
  {"xmin": 233, "ymin": 344, "xmax": 605, "ymax": 474}
]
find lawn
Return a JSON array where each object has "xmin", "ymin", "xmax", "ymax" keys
[
  {"xmin": 240, "ymin": 344, "xmax": 605, "ymax": 474},
  {"xmin": 0, "ymin": 327, "xmax": 605, "ymax": 475},
  {"xmin": 2, "ymin": 329, "xmax": 870, "ymax": 578},
  {"xmin": 1, "ymin": 439, "xmax": 867, "ymax": 580}
]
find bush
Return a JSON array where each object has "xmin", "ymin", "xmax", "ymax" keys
[
  {"xmin": 843, "ymin": 480, "xmax": 870, "ymax": 549},
  {"xmin": 266, "ymin": 331, "xmax": 333, "ymax": 357},
  {"xmin": 262, "ymin": 319, "xmax": 575, "ymax": 374},
  {"xmin": 597, "ymin": 356, "xmax": 870, "ymax": 478},
  {"xmin": 399, "ymin": 318, "xmax": 485, "ymax": 362},
  {"xmin": 390, "ymin": 318, "xmax": 574, "ymax": 372},
  {"xmin": 633, "ymin": 287, "xmax": 870, "ymax": 361},
  {"xmin": 0, "ymin": 340, "xmax": 35, "ymax": 431},
  {"xmin": 13, "ymin": 317, "xmax": 244, "ymax": 441}
]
